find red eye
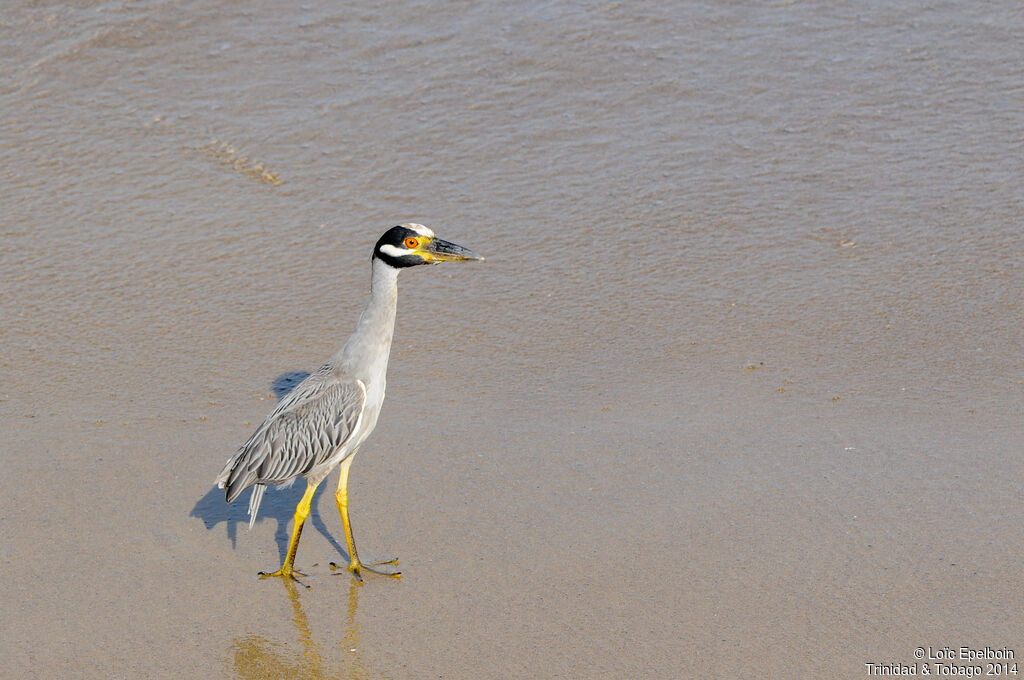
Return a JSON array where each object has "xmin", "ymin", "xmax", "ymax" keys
[{"xmin": 404, "ymin": 237, "xmax": 419, "ymax": 249}]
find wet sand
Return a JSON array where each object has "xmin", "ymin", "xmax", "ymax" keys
[{"xmin": 2, "ymin": 2, "xmax": 1022, "ymax": 678}]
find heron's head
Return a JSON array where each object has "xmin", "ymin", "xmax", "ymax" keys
[{"xmin": 373, "ymin": 223, "xmax": 484, "ymax": 268}]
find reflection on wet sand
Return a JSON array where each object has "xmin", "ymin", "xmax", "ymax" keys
[{"xmin": 229, "ymin": 580, "xmax": 388, "ymax": 680}]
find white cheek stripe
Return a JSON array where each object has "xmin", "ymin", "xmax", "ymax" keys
[{"xmin": 379, "ymin": 243, "xmax": 414, "ymax": 258}]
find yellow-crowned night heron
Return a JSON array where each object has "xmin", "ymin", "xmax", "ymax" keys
[{"xmin": 216, "ymin": 224, "xmax": 482, "ymax": 583}]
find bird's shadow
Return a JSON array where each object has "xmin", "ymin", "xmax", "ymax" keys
[{"xmin": 190, "ymin": 370, "xmax": 349, "ymax": 565}]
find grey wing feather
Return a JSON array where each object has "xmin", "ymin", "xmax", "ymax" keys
[{"xmin": 215, "ymin": 367, "xmax": 366, "ymax": 522}]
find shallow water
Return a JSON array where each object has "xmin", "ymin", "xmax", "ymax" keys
[{"xmin": 2, "ymin": 1, "xmax": 1022, "ymax": 677}]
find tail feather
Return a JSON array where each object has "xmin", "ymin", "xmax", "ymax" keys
[
  {"xmin": 216, "ymin": 454, "xmax": 265, "ymax": 530},
  {"xmin": 247, "ymin": 484, "xmax": 266, "ymax": 529}
]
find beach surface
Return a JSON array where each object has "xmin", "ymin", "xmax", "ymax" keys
[{"xmin": 2, "ymin": 2, "xmax": 1022, "ymax": 677}]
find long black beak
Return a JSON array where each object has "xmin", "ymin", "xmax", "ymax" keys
[{"xmin": 424, "ymin": 237, "xmax": 484, "ymax": 263}]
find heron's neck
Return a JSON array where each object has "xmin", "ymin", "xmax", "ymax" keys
[{"xmin": 337, "ymin": 257, "xmax": 399, "ymax": 384}]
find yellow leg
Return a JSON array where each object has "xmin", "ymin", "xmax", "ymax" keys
[
  {"xmin": 260, "ymin": 480, "xmax": 319, "ymax": 583},
  {"xmin": 332, "ymin": 454, "xmax": 400, "ymax": 583}
]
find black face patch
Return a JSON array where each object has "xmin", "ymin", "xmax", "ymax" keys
[{"xmin": 373, "ymin": 225, "xmax": 427, "ymax": 268}]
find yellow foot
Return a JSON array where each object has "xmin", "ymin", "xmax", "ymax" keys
[
  {"xmin": 258, "ymin": 566, "xmax": 311, "ymax": 588},
  {"xmin": 329, "ymin": 558, "xmax": 401, "ymax": 583}
]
